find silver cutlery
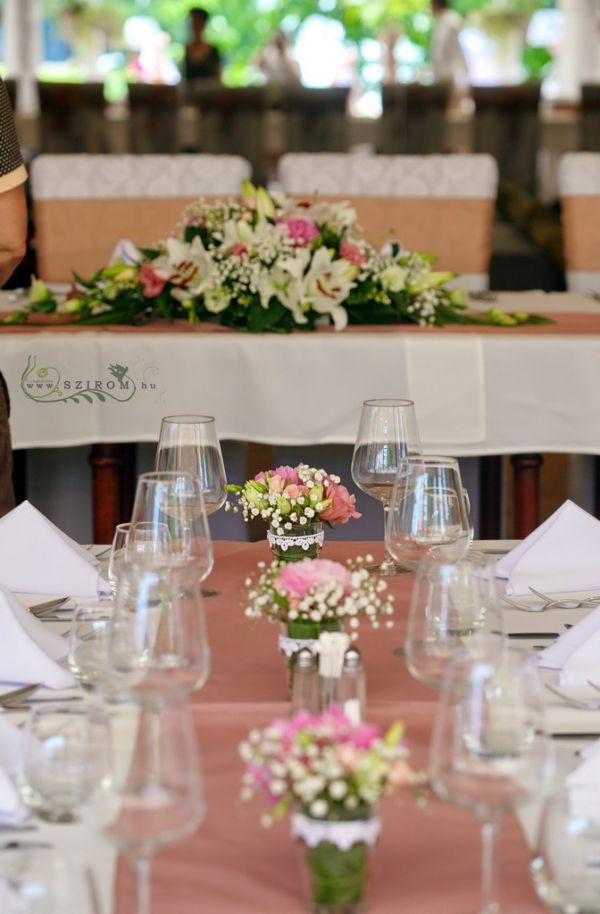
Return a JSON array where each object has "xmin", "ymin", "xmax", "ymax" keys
[
  {"xmin": 0, "ymin": 824, "xmax": 38, "ymax": 833},
  {"xmin": 500, "ymin": 595, "xmax": 546, "ymax": 613},
  {"xmin": 0, "ymin": 840, "xmax": 52, "ymax": 850},
  {"xmin": 0, "ymin": 684, "xmax": 40, "ymax": 707},
  {"xmin": 27, "ymin": 597, "xmax": 69, "ymax": 616},
  {"xmin": 528, "ymin": 586, "xmax": 600, "ymax": 610},
  {"xmin": 545, "ymin": 683, "xmax": 600, "ymax": 711},
  {"xmin": 508, "ymin": 632, "xmax": 559, "ymax": 639}
]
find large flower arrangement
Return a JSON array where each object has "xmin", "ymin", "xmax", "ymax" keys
[
  {"xmin": 239, "ymin": 709, "xmax": 411, "ymax": 825},
  {"xmin": 226, "ymin": 463, "xmax": 360, "ymax": 531},
  {"xmin": 244, "ymin": 557, "xmax": 395, "ymax": 635},
  {"xmin": 5, "ymin": 183, "xmax": 550, "ymax": 332}
]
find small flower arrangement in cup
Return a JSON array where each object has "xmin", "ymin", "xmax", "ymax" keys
[
  {"xmin": 239, "ymin": 709, "xmax": 413, "ymax": 913},
  {"xmin": 244, "ymin": 556, "xmax": 394, "ymax": 657},
  {"xmin": 226, "ymin": 464, "xmax": 361, "ymax": 562}
]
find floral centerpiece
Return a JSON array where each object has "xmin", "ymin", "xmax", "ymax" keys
[
  {"xmin": 244, "ymin": 556, "xmax": 394, "ymax": 659},
  {"xmin": 227, "ymin": 464, "xmax": 360, "ymax": 562},
  {"xmin": 240, "ymin": 709, "xmax": 413, "ymax": 913},
  {"xmin": 5, "ymin": 183, "xmax": 550, "ymax": 332}
]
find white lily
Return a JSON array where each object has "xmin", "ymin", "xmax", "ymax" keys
[{"xmin": 153, "ymin": 236, "xmax": 213, "ymax": 294}]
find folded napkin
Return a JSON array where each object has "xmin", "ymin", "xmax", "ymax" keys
[
  {"xmin": 538, "ymin": 604, "xmax": 600, "ymax": 687},
  {"xmin": 0, "ymin": 584, "xmax": 74, "ymax": 689},
  {"xmin": 496, "ymin": 500, "xmax": 600, "ymax": 596},
  {"xmin": 0, "ymin": 501, "xmax": 109, "ymax": 596}
]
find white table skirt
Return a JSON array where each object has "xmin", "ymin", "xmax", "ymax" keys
[{"xmin": 4, "ymin": 291, "xmax": 600, "ymax": 456}]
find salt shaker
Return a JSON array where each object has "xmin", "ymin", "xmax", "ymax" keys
[
  {"xmin": 290, "ymin": 648, "xmax": 319, "ymax": 715},
  {"xmin": 339, "ymin": 646, "xmax": 366, "ymax": 724}
]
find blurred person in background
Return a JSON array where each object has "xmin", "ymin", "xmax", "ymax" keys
[
  {"xmin": 184, "ymin": 7, "xmax": 221, "ymax": 82},
  {"xmin": 0, "ymin": 79, "xmax": 27, "ymax": 516},
  {"xmin": 430, "ymin": 0, "xmax": 469, "ymax": 94},
  {"xmin": 256, "ymin": 30, "xmax": 300, "ymax": 84}
]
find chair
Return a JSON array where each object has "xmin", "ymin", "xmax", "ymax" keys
[
  {"xmin": 2, "ymin": 78, "xmax": 16, "ymax": 111},
  {"xmin": 581, "ymin": 84, "xmax": 600, "ymax": 152},
  {"xmin": 279, "ymin": 153, "xmax": 498, "ymax": 290},
  {"xmin": 37, "ymin": 81, "xmax": 107, "ymax": 154},
  {"xmin": 186, "ymin": 84, "xmax": 267, "ymax": 185},
  {"xmin": 278, "ymin": 86, "xmax": 349, "ymax": 154},
  {"xmin": 472, "ymin": 83, "xmax": 541, "ymax": 194},
  {"xmin": 559, "ymin": 152, "xmax": 600, "ymax": 292},
  {"xmin": 128, "ymin": 83, "xmax": 180, "ymax": 154},
  {"xmin": 31, "ymin": 153, "xmax": 251, "ymax": 283},
  {"xmin": 379, "ymin": 83, "xmax": 450, "ymax": 154}
]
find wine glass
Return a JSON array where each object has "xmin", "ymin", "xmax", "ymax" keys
[
  {"xmin": 108, "ymin": 561, "xmax": 211, "ymax": 697},
  {"xmin": 130, "ymin": 471, "xmax": 213, "ymax": 583},
  {"xmin": 19, "ymin": 704, "xmax": 111, "ymax": 825},
  {"xmin": 108, "ymin": 522, "xmax": 171, "ymax": 596},
  {"xmin": 385, "ymin": 455, "xmax": 471, "ymax": 571},
  {"xmin": 430, "ymin": 645, "xmax": 554, "ymax": 914},
  {"xmin": 68, "ymin": 602, "xmax": 113, "ymax": 691},
  {"xmin": 155, "ymin": 415, "xmax": 227, "ymax": 517},
  {"xmin": 405, "ymin": 552, "xmax": 505, "ymax": 689},
  {"xmin": 351, "ymin": 399, "xmax": 422, "ymax": 575},
  {"xmin": 531, "ymin": 785, "xmax": 600, "ymax": 914},
  {"xmin": 99, "ymin": 689, "xmax": 204, "ymax": 914},
  {"xmin": 0, "ymin": 847, "xmax": 99, "ymax": 913}
]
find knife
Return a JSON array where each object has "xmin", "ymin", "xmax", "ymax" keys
[{"xmin": 508, "ymin": 632, "xmax": 559, "ymax": 639}]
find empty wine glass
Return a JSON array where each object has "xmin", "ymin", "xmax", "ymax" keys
[
  {"xmin": 130, "ymin": 471, "xmax": 213, "ymax": 583},
  {"xmin": 108, "ymin": 522, "xmax": 171, "ymax": 596},
  {"xmin": 99, "ymin": 689, "xmax": 204, "ymax": 914},
  {"xmin": 385, "ymin": 455, "xmax": 471, "ymax": 571},
  {"xmin": 531, "ymin": 785, "xmax": 600, "ymax": 914},
  {"xmin": 108, "ymin": 561, "xmax": 211, "ymax": 697},
  {"xmin": 68, "ymin": 602, "xmax": 113, "ymax": 691},
  {"xmin": 351, "ymin": 399, "xmax": 422, "ymax": 575},
  {"xmin": 405, "ymin": 553, "xmax": 505, "ymax": 689},
  {"xmin": 19, "ymin": 704, "xmax": 111, "ymax": 825},
  {"xmin": 430, "ymin": 645, "xmax": 553, "ymax": 914},
  {"xmin": 155, "ymin": 415, "xmax": 227, "ymax": 516}
]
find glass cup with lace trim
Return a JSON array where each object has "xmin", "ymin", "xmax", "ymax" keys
[{"xmin": 268, "ymin": 521, "xmax": 325, "ymax": 563}]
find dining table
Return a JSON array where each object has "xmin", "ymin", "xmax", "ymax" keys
[{"xmin": 9, "ymin": 537, "xmax": 593, "ymax": 914}]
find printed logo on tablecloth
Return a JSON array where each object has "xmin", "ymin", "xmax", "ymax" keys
[{"xmin": 20, "ymin": 355, "xmax": 159, "ymax": 405}]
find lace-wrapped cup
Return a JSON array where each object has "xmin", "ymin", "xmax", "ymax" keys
[{"xmin": 267, "ymin": 521, "xmax": 325, "ymax": 563}]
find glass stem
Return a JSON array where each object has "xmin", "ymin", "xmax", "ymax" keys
[
  {"xmin": 135, "ymin": 855, "xmax": 152, "ymax": 914},
  {"xmin": 382, "ymin": 506, "xmax": 394, "ymax": 565},
  {"xmin": 480, "ymin": 819, "xmax": 500, "ymax": 914}
]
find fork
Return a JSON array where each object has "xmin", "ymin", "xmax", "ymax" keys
[
  {"xmin": 528, "ymin": 586, "xmax": 600, "ymax": 610},
  {"xmin": 500, "ymin": 595, "xmax": 546, "ymax": 613},
  {"xmin": 545, "ymin": 683, "xmax": 600, "ymax": 710},
  {"xmin": 27, "ymin": 597, "xmax": 69, "ymax": 616},
  {"xmin": 0, "ymin": 684, "xmax": 40, "ymax": 707}
]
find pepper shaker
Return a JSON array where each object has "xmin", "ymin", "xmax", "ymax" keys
[{"xmin": 290, "ymin": 647, "xmax": 319, "ymax": 715}]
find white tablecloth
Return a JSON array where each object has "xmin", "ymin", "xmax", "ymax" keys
[{"xmin": 3, "ymin": 291, "xmax": 600, "ymax": 456}]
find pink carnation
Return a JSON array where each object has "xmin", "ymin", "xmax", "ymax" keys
[
  {"xmin": 276, "ymin": 558, "xmax": 352, "ymax": 599},
  {"xmin": 340, "ymin": 242, "xmax": 367, "ymax": 267},
  {"xmin": 139, "ymin": 263, "xmax": 166, "ymax": 298},
  {"xmin": 320, "ymin": 483, "xmax": 361, "ymax": 525},
  {"xmin": 284, "ymin": 218, "xmax": 320, "ymax": 247}
]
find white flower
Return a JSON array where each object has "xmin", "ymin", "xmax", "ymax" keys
[
  {"xmin": 204, "ymin": 285, "xmax": 232, "ymax": 314},
  {"xmin": 328, "ymin": 780, "xmax": 348, "ymax": 800},
  {"xmin": 309, "ymin": 799, "xmax": 329, "ymax": 818},
  {"xmin": 379, "ymin": 264, "xmax": 408, "ymax": 292}
]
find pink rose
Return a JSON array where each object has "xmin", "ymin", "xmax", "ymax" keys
[
  {"xmin": 282, "ymin": 484, "xmax": 309, "ymax": 500},
  {"xmin": 320, "ymin": 483, "xmax": 361, "ymax": 525},
  {"xmin": 276, "ymin": 558, "xmax": 352, "ymax": 599},
  {"xmin": 254, "ymin": 466, "xmax": 299, "ymax": 485},
  {"xmin": 284, "ymin": 218, "xmax": 320, "ymax": 247},
  {"xmin": 267, "ymin": 475, "xmax": 286, "ymax": 494},
  {"xmin": 231, "ymin": 243, "xmax": 248, "ymax": 256},
  {"xmin": 340, "ymin": 242, "xmax": 367, "ymax": 267},
  {"xmin": 139, "ymin": 263, "xmax": 166, "ymax": 298}
]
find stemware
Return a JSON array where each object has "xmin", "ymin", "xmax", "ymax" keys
[
  {"xmin": 108, "ymin": 561, "xmax": 211, "ymax": 697},
  {"xmin": 68, "ymin": 602, "xmax": 113, "ymax": 692},
  {"xmin": 351, "ymin": 398, "xmax": 422, "ymax": 575},
  {"xmin": 385, "ymin": 455, "xmax": 471, "ymax": 571},
  {"xmin": 430, "ymin": 645, "xmax": 553, "ymax": 914},
  {"xmin": 154, "ymin": 415, "xmax": 227, "ymax": 517},
  {"xmin": 404, "ymin": 552, "xmax": 504, "ymax": 689},
  {"xmin": 531, "ymin": 785, "xmax": 600, "ymax": 914},
  {"xmin": 0, "ymin": 847, "xmax": 99, "ymax": 913},
  {"xmin": 19, "ymin": 704, "xmax": 111, "ymax": 825},
  {"xmin": 99, "ymin": 690, "xmax": 204, "ymax": 914},
  {"xmin": 108, "ymin": 522, "xmax": 171, "ymax": 596},
  {"xmin": 130, "ymin": 471, "xmax": 214, "ymax": 583}
]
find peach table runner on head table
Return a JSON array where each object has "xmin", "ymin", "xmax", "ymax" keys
[{"xmin": 113, "ymin": 541, "xmax": 545, "ymax": 914}]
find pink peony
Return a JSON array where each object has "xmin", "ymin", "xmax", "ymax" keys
[
  {"xmin": 340, "ymin": 242, "xmax": 367, "ymax": 267},
  {"xmin": 320, "ymin": 483, "xmax": 361, "ymax": 525},
  {"xmin": 139, "ymin": 263, "xmax": 166, "ymax": 298},
  {"xmin": 276, "ymin": 558, "xmax": 352, "ymax": 599},
  {"xmin": 284, "ymin": 218, "xmax": 320, "ymax": 247}
]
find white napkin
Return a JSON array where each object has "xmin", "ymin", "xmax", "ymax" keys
[
  {"xmin": 567, "ymin": 747, "xmax": 600, "ymax": 818},
  {"xmin": 496, "ymin": 500, "xmax": 600, "ymax": 596},
  {"xmin": 538, "ymin": 603, "xmax": 600, "ymax": 687},
  {"xmin": 0, "ymin": 717, "xmax": 28, "ymax": 825},
  {"xmin": 109, "ymin": 238, "xmax": 141, "ymax": 265},
  {"xmin": 0, "ymin": 501, "xmax": 108, "ymax": 596},
  {"xmin": 0, "ymin": 584, "xmax": 74, "ymax": 689}
]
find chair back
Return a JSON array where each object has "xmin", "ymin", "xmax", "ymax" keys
[
  {"xmin": 278, "ymin": 86, "xmax": 349, "ymax": 154},
  {"xmin": 128, "ymin": 83, "xmax": 180, "ymax": 154},
  {"xmin": 37, "ymin": 82, "xmax": 107, "ymax": 154},
  {"xmin": 31, "ymin": 154, "xmax": 251, "ymax": 282},
  {"xmin": 472, "ymin": 83, "xmax": 540, "ymax": 193},
  {"xmin": 581, "ymin": 84, "xmax": 600, "ymax": 152},
  {"xmin": 186, "ymin": 85, "xmax": 267, "ymax": 184},
  {"xmin": 379, "ymin": 83, "xmax": 449, "ymax": 154},
  {"xmin": 559, "ymin": 152, "xmax": 600, "ymax": 291},
  {"xmin": 279, "ymin": 153, "xmax": 497, "ymax": 290}
]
